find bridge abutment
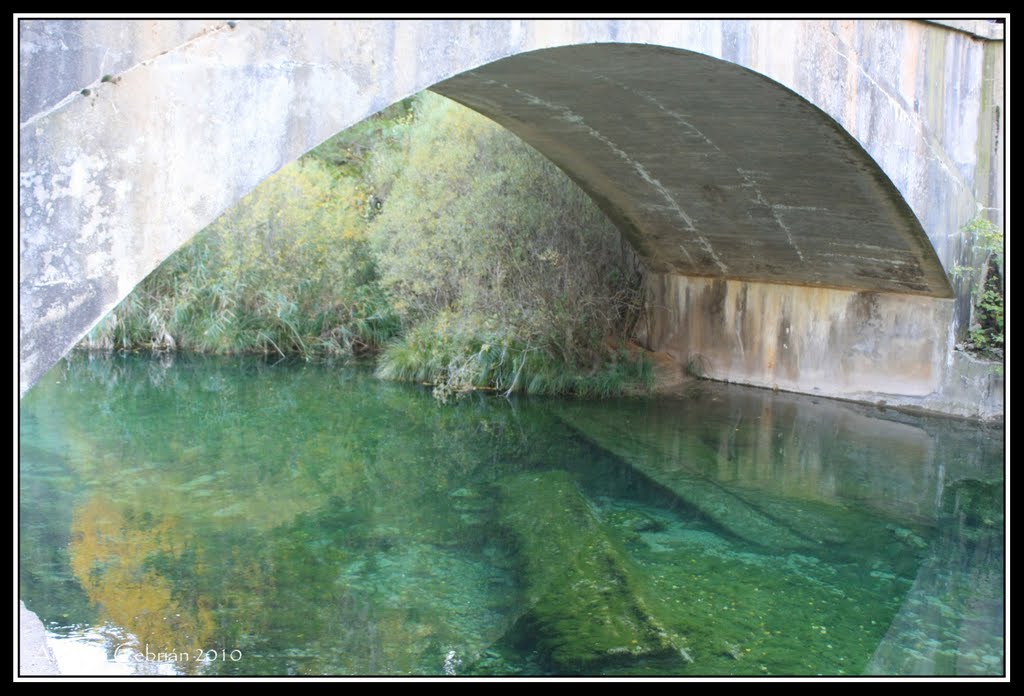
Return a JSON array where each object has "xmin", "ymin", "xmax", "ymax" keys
[{"xmin": 640, "ymin": 273, "xmax": 1001, "ymax": 419}]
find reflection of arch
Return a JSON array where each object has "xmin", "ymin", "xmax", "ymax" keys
[{"xmin": 19, "ymin": 19, "xmax": 1002, "ymax": 395}]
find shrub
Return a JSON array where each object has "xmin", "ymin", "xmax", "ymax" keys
[{"xmin": 370, "ymin": 93, "xmax": 648, "ymax": 396}]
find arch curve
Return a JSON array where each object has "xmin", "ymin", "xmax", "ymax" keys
[
  {"xmin": 19, "ymin": 19, "xmax": 1002, "ymax": 409},
  {"xmin": 433, "ymin": 42, "xmax": 951, "ymax": 296}
]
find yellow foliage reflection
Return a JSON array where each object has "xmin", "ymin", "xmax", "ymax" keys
[{"xmin": 69, "ymin": 496, "xmax": 213, "ymax": 667}]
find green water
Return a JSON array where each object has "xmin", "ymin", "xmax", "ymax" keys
[{"xmin": 18, "ymin": 353, "xmax": 1004, "ymax": 677}]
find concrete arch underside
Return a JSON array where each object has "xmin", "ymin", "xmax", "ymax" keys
[{"xmin": 18, "ymin": 19, "xmax": 1003, "ymax": 417}]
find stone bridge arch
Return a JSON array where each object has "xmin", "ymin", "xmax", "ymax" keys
[{"xmin": 18, "ymin": 18, "xmax": 1003, "ymax": 416}]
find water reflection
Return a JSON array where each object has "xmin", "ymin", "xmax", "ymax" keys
[
  {"xmin": 19, "ymin": 353, "xmax": 1004, "ymax": 676},
  {"xmin": 68, "ymin": 495, "xmax": 215, "ymax": 673}
]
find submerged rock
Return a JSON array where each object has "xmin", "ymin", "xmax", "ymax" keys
[{"xmin": 498, "ymin": 470, "xmax": 683, "ymax": 670}]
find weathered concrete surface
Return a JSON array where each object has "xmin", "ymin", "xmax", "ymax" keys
[
  {"xmin": 918, "ymin": 350, "xmax": 1005, "ymax": 421},
  {"xmin": 19, "ymin": 20, "xmax": 222, "ymax": 118},
  {"xmin": 639, "ymin": 272, "xmax": 1003, "ymax": 420},
  {"xmin": 924, "ymin": 19, "xmax": 1005, "ymax": 41},
  {"xmin": 18, "ymin": 601, "xmax": 60, "ymax": 676},
  {"xmin": 18, "ymin": 19, "xmax": 1004, "ymax": 404},
  {"xmin": 641, "ymin": 273, "xmax": 950, "ymax": 396}
]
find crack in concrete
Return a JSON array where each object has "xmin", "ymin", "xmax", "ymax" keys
[
  {"xmin": 769, "ymin": 209, "xmax": 807, "ymax": 263},
  {"xmin": 772, "ymin": 204, "xmax": 832, "ymax": 212},
  {"xmin": 816, "ymin": 252, "xmax": 916, "ymax": 266},
  {"xmin": 677, "ymin": 242, "xmax": 696, "ymax": 265},
  {"xmin": 578, "ymin": 67, "xmax": 723, "ymax": 153}
]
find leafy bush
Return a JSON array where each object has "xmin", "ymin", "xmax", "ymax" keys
[
  {"xmin": 951, "ymin": 216, "xmax": 1004, "ymax": 358},
  {"xmin": 82, "ymin": 92, "xmax": 651, "ymax": 398},
  {"xmin": 377, "ymin": 312, "xmax": 652, "ymax": 401},
  {"xmin": 83, "ymin": 157, "xmax": 399, "ymax": 359},
  {"xmin": 370, "ymin": 93, "xmax": 649, "ymax": 396}
]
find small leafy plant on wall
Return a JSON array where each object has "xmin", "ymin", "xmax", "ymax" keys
[{"xmin": 952, "ymin": 216, "xmax": 1004, "ymax": 360}]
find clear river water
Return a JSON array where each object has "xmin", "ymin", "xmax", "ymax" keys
[{"xmin": 18, "ymin": 353, "xmax": 1005, "ymax": 677}]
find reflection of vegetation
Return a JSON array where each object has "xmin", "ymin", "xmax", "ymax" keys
[
  {"xmin": 28, "ymin": 354, "xmax": 558, "ymax": 674},
  {"xmin": 941, "ymin": 478, "xmax": 1003, "ymax": 530},
  {"xmin": 19, "ymin": 445, "xmax": 97, "ymax": 627},
  {"xmin": 69, "ymin": 497, "xmax": 214, "ymax": 668}
]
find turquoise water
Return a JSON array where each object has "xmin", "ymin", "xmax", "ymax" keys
[{"xmin": 19, "ymin": 353, "xmax": 1004, "ymax": 676}]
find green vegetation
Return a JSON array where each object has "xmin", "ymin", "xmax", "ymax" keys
[
  {"xmin": 83, "ymin": 100, "xmax": 416, "ymax": 360},
  {"xmin": 84, "ymin": 157, "xmax": 400, "ymax": 359},
  {"xmin": 371, "ymin": 94, "xmax": 648, "ymax": 399},
  {"xmin": 952, "ymin": 216, "xmax": 1004, "ymax": 358},
  {"xmin": 81, "ymin": 93, "xmax": 650, "ymax": 398}
]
